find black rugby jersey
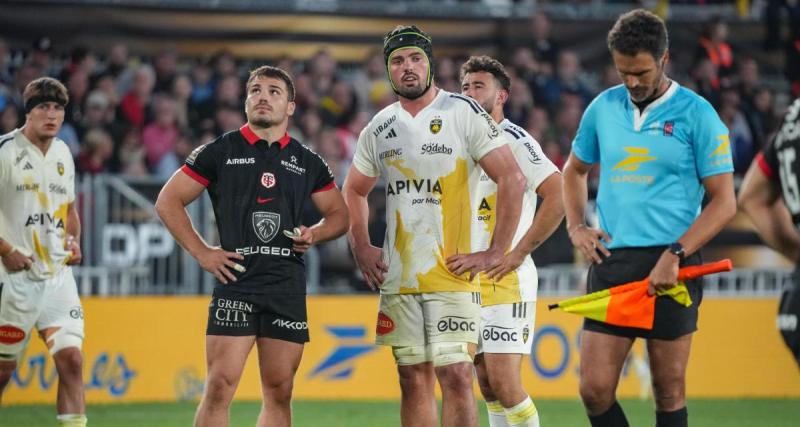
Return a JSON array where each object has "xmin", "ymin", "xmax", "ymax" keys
[
  {"xmin": 182, "ymin": 124, "xmax": 335, "ymax": 294},
  {"xmin": 757, "ymin": 97, "xmax": 800, "ymax": 229}
]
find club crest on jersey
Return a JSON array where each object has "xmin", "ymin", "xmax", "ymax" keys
[
  {"xmin": 253, "ymin": 211, "xmax": 280, "ymax": 243},
  {"xmin": 261, "ymin": 172, "xmax": 276, "ymax": 188},
  {"xmin": 57, "ymin": 161, "xmax": 64, "ymax": 176},
  {"xmin": 429, "ymin": 118, "xmax": 442, "ymax": 134},
  {"xmin": 522, "ymin": 325, "xmax": 530, "ymax": 343},
  {"xmin": 663, "ymin": 121, "xmax": 674, "ymax": 136}
]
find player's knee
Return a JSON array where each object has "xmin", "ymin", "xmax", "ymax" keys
[
  {"xmin": 392, "ymin": 345, "xmax": 428, "ymax": 366},
  {"xmin": 204, "ymin": 375, "xmax": 238, "ymax": 406},
  {"xmin": 47, "ymin": 327, "xmax": 83, "ymax": 356},
  {"xmin": 54, "ymin": 348, "xmax": 83, "ymax": 381},
  {"xmin": 652, "ymin": 378, "xmax": 685, "ymax": 410},
  {"xmin": 0, "ymin": 361, "xmax": 16, "ymax": 389},
  {"xmin": 579, "ymin": 378, "xmax": 615, "ymax": 410},
  {"xmin": 429, "ymin": 341, "xmax": 473, "ymax": 368},
  {"xmin": 262, "ymin": 377, "xmax": 295, "ymax": 404}
]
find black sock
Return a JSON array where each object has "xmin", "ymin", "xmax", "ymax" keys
[
  {"xmin": 588, "ymin": 401, "xmax": 630, "ymax": 427},
  {"xmin": 656, "ymin": 406, "xmax": 688, "ymax": 427}
]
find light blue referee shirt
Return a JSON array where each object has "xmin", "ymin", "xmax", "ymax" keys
[{"xmin": 571, "ymin": 81, "xmax": 733, "ymax": 249}]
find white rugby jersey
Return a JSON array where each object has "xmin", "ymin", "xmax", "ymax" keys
[
  {"xmin": 353, "ymin": 90, "xmax": 507, "ymax": 294},
  {"xmin": 0, "ymin": 129, "xmax": 75, "ymax": 280},
  {"xmin": 472, "ymin": 119, "xmax": 559, "ymax": 305}
]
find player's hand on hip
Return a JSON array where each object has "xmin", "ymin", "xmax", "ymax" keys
[
  {"xmin": 197, "ymin": 246, "xmax": 245, "ymax": 285},
  {"xmin": 647, "ymin": 250, "xmax": 680, "ymax": 296},
  {"xmin": 568, "ymin": 224, "xmax": 611, "ymax": 264},
  {"xmin": 485, "ymin": 249, "xmax": 525, "ymax": 281},
  {"xmin": 1, "ymin": 249, "xmax": 34, "ymax": 272},
  {"xmin": 65, "ymin": 235, "xmax": 82, "ymax": 265},
  {"xmin": 446, "ymin": 248, "xmax": 502, "ymax": 281},
  {"xmin": 352, "ymin": 244, "xmax": 387, "ymax": 291},
  {"xmin": 289, "ymin": 225, "xmax": 314, "ymax": 254}
]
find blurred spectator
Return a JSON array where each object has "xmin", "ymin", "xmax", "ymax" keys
[
  {"xmin": 76, "ymin": 128, "xmax": 114, "ymax": 175},
  {"xmin": 319, "ymin": 80, "xmax": 357, "ymax": 127},
  {"xmin": 308, "ymin": 48, "xmax": 337, "ymax": 97},
  {"xmin": 692, "ymin": 57, "xmax": 721, "ymax": 107},
  {"xmin": 0, "ymin": 103, "xmax": 20, "ymax": 134},
  {"xmin": 530, "ymin": 11, "xmax": 559, "ymax": 76},
  {"xmin": 719, "ymin": 88, "xmax": 755, "ymax": 174},
  {"xmin": 694, "ymin": 16, "xmax": 735, "ymax": 88},
  {"xmin": 214, "ymin": 101, "xmax": 244, "ymax": 135},
  {"xmin": 120, "ymin": 64, "xmax": 155, "ymax": 127},
  {"xmin": 77, "ymin": 90, "xmax": 113, "ymax": 139},
  {"xmin": 154, "ymin": 48, "xmax": 179, "ymax": 93},
  {"xmin": 29, "ymin": 37, "xmax": 55, "ymax": 76},
  {"xmin": 763, "ymin": 0, "xmax": 800, "ymax": 50},
  {"xmin": 506, "ymin": 70, "xmax": 534, "ymax": 126},
  {"xmin": 539, "ymin": 50, "xmax": 593, "ymax": 107},
  {"xmin": 64, "ymin": 68, "xmax": 90, "ymax": 125},
  {"xmin": 601, "ymin": 62, "xmax": 622, "ymax": 89},
  {"xmin": 0, "ymin": 38, "xmax": 12, "ymax": 85},
  {"xmin": 142, "ymin": 95, "xmax": 180, "ymax": 175},
  {"xmin": 60, "ymin": 45, "xmax": 96, "ymax": 82},
  {"xmin": 171, "ymin": 73, "xmax": 193, "ymax": 129},
  {"xmin": 114, "ymin": 126, "xmax": 148, "ymax": 177},
  {"xmin": 213, "ymin": 49, "xmax": 238, "ymax": 80},
  {"xmin": 435, "ymin": 56, "xmax": 459, "ymax": 93}
]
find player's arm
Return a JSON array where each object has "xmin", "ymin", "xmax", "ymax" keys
[
  {"xmin": 447, "ymin": 144, "xmax": 526, "ymax": 279},
  {"xmin": 739, "ymin": 161, "xmax": 800, "ymax": 262},
  {"xmin": 648, "ymin": 172, "xmax": 736, "ymax": 294},
  {"xmin": 488, "ymin": 172, "xmax": 564, "ymax": 279},
  {"xmin": 290, "ymin": 187, "xmax": 349, "ymax": 254},
  {"xmin": 563, "ymin": 153, "xmax": 611, "ymax": 263},
  {"xmin": 65, "ymin": 202, "xmax": 82, "ymax": 265},
  {"xmin": 155, "ymin": 169, "xmax": 244, "ymax": 284},
  {"xmin": 342, "ymin": 166, "xmax": 386, "ymax": 290},
  {"xmin": 0, "ymin": 236, "xmax": 33, "ymax": 271}
]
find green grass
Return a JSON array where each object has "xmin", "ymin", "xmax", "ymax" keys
[{"xmin": 2, "ymin": 399, "xmax": 799, "ymax": 426}]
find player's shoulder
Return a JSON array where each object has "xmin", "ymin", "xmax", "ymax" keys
[
  {"xmin": 0, "ymin": 130, "xmax": 16, "ymax": 153},
  {"xmin": 670, "ymin": 83, "xmax": 714, "ymax": 114},
  {"xmin": 362, "ymin": 103, "xmax": 400, "ymax": 140},
  {"xmin": 500, "ymin": 119, "xmax": 529, "ymax": 141},
  {"xmin": 445, "ymin": 91, "xmax": 485, "ymax": 116}
]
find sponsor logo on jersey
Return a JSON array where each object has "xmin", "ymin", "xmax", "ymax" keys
[
  {"xmin": 482, "ymin": 325, "xmax": 518, "ymax": 342},
  {"xmin": 272, "ymin": 318, "xmax": 308, "ymax": 330},
  {"xmin": 253, "ymin": 211, "xmax": 280, "ymax": 243},
  {"xmin": 612, "ymin": 147, "xmax": 656, "ymax": 172},
  {"xmin": 385, "ymin": 128, "xmax": 397, "ymax": 139},
  {"xmin": 186, "ymin": 144, "xmax": 207, "ymax": 166},
  {"xmin": 25, "ymin": 213, "xmax": 65, "ymax": 228},
  {"xmin": 49, "ymin": 183, "xmax": 67, "ymax": 195},
  {"xmin": 379, "ymin": 148, "xmax": 403, "ymax": 160},
  {"xmin": 57, "ymin": 161, "xmax": 64, "ymax": 176},
  {"xmin": 437, "ymin": 316, "xmax": 476, "ymax": 333},
  {"xmin": 429, "ymin": 117, "xmax": 443, "ymax": 134},
  {"xmin": 16, "ymin": 183, "xmax": 40, "ymax": 192},
  {"xmin": 226, "ymin": 157, "xmax": 256, "ymax": 165},
  {"xmin": 281, "ymin": 159, "xmax": 306, "ymax": 175},
  {"xmin": 481, "ymin": 111, "xmax": 500, "ymax": 138},
  {"xmin": 376, "ymin": 312, "xmax": 395, "ymax": 335},
  {"xmin": 386, "ymin": 178, "xmax": 442, "ymax": 195},
  {"xmin": 710, "ymin": 135, "xmax": 731, "ymax": 157},
  {"xmin": 235, "ymin": 246, "xmax": 292, "ymax": 256},
  {"xmin": 0, "ymin": 325, "xmax": 25, "ymax": 344},
  {"xmin": 69, "ymin": 306, "xmax": 84, "ymax": 319},
  {"xmin": 522, "ymin": 141, "xmax": 543, "ymax": 164},
  {"xmin": 420, "ymin": 142, "xmax": 452, "ymax": 156},
  {"xmin": 372, "ymin": 115, "xmax": 397, "ymax": 138},
  {"xmin": 522, "ymin": 325, "xmax": 530, "ymax": 343},
  {"xmin": 213, "ymin": 298, "xmax": 252, "ymax": 328},
  {"xmin": 23, "ymin": 162, "xmax": 33, "ymax": 170},
  {"xmin": 261, "ymin": 172, "xmax": 276, "ymax": 188},
  {"xmin": 13, "ymin": 150, "xmax": 28, "ymax": 166}
]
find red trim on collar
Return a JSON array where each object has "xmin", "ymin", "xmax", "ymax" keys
[{"xmin": 239, "ymin": 124, "xmax": 291, "ymax": 149}]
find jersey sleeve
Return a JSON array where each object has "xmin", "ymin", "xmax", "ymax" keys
[
  {"xmin": 571, "ymin": 96, "xmax": 600, "ymax": 164},
  {"xmin": 66, "ymin": 155, "xmax": 76, "ymax": 204},
  {"xmin": 512, "ymin": 136, "xmax": 559, "ymax": 192},
  {"xmin": 692, "ymin": 98, "xmax": 734, "ymax": 178},
  {"xmin": 310, "ymin": 152, "xmax": 336, "ymax": 193},
  {"xmin": 461, "ymin": 99, "xmax": 506, "ymax": 162},
  {"xmin": 182, "ymin": 140, "xmax": 218, "ymax": 186},
  {"xmin": 352, "ymin": 124, "xmax": 380, "ymax": 177}
]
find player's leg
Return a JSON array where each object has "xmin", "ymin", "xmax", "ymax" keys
[
  {"xmin": 579, "ymin": 330, "xmax": 633, "ymax": 426},
  {"xmin": 425, "ymin": 292, "xmax": 480, "ymax": 427},
  {"xmin": 196, "ymin": 288, "xmax": 258, "ymax": 427},
  {"xmin": 778, "ymin": 278, "xmax": 800, "ymax": 368},
  {"xmin": 647, "ymin": 334, "xmax": 692, "ymax": 427},
  {"xmin": 474, "ymin": 354, "xmax": 508, "ymax": 426},
  {"xmin": 37, "ymin": 269, "xmax": 86, "ymax": 423},
  {"xmin": 377, "ymin": 294, "xmax": 437, "ymax": 427},
  {"xmin": 255, "ymin": 294, "xmax": 309, "ymax": 427},
  {"xmin": 480, "ymin": 302, "xmax": 538, "ymax": 427}
]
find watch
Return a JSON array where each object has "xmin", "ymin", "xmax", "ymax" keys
[{"xmin": 668, "ymin": 242, "xmax": 685, "ymax": 260}]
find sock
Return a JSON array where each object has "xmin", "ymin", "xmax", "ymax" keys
[
  {"xmin": 504, "ymin": 396, "xmax": 539, "ymax": 427},
  {"xmin": 656, "ymin": 406, "xmax": 688, "ymax": 427},
  {"xmin": 57, "ymin": 414, "xmax": 87, "ymax": 427},
  {"xmin": 486, "ymin": 400, "xmax": 510, "ymax": 427},
  {"xmin": 588, "ymin": 401, "xmax": 629, "ymax": 427}
]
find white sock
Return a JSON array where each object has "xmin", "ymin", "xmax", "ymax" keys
[
  {"xmin": 486, "ymin": 400, "xmax": 510, "ymax": 427},
  {"xmin": 505, "ymin": 396, "xmax": 539, "ymax": 427},
  {"xmin": 57, "ymin": 413, "xmax": 87, "ymax": 427}
]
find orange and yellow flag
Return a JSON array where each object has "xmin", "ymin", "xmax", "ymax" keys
[{"xmin": 548, "ymin": 259, "xmax": 733, "ymax": 330}]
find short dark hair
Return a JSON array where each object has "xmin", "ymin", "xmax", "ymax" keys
[
  {"xmin": 22, "ymin": 77, "xmax": 69, "ymax": 112},
  {"xmin": 246, "ymin": 65, "xmax": 295, "ymax": 101},
  {"xmin": 607, "ymin": 9, "xmax": 669, "ymax": 60},
  {"xmin": 459, "ymin": 55, "xmax": 511, "ymax": 92}
]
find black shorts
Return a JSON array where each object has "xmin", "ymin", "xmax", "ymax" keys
[
  {"xmin": 583, "ymin": 246, "xmax": 703, "ymax": 340},
  {"xmin": 778, "ymin": 272, "xmax": 800, "ymax": 367},
  {"xmin": 206, "ymin": 286, "xmax": 309, "ymax": 343}
]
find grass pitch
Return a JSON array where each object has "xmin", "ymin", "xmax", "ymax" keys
[{"xmin": 2, "ymin": 399, "xmax": 799, "ymax": 426}]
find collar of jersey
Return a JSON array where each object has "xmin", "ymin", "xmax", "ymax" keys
[{"xmin": 239, "ymin": 123, "xmax": 290, "ymax": 149}]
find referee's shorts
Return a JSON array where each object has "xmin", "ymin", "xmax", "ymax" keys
[{"xmin": 583, "ymin": 246, "xmax": 702, "ymax": 340}]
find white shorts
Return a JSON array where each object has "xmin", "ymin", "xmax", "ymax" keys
[
  {"xmin": 477, "ymin": 301, "xmax": 536, "ymax": 355},
  {"xmin": 375, "ymin": 292, "xmax": 481, "ymax": 347},
  {"xmin": 0, "ymin": 267, "xmax": 84, "ymax": 360}
]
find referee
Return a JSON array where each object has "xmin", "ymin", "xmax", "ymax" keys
[{"xmin": 562, "ymin": 10, "xmax": 736, "ymax": 427}]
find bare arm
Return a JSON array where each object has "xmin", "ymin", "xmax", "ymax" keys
[
  {"xmin": 65, "ymin": 202, "xmax": 82, "ymax": 264},
  {"xmin": 342, "ymin": 166, "xmax": 386, "ymax": 290},
  {"xmin": 289, "ymin": 187, "xmax": 349, "ymax": 253},
  {"xmin": 739, "ymin": 162, "xmax": 800, "ymax": 262},
  {"xmin": 155, "ymin": 169, "xmax": 244, "ymax": 284},
  {"xmin": 562, "ymin": 152, "xmax": 611, "ymax": 263},
  {"xmin": 479, "ymin": 145, "xmax": 526, "ymax": 255}
]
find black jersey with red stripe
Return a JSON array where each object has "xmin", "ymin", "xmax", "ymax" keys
[
  {"xmin": 757, "ymin": 98, "xmax": 800, "ymax": 229},
  {"xmin": 182, "ymin": 124, "xmax": 335, "ymax": 294}
]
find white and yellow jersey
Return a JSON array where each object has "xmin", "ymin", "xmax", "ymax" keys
[
  {"xmin": 0, "ymin": 129, "xmax": 75, "ymax": 280},
  {"xmin": 472, "ymin": 119, "xmax": 559, "ymax": 306},
  {"xmin": 353, "ymin": 90, "xmax": 507, "ymax": 294}
]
